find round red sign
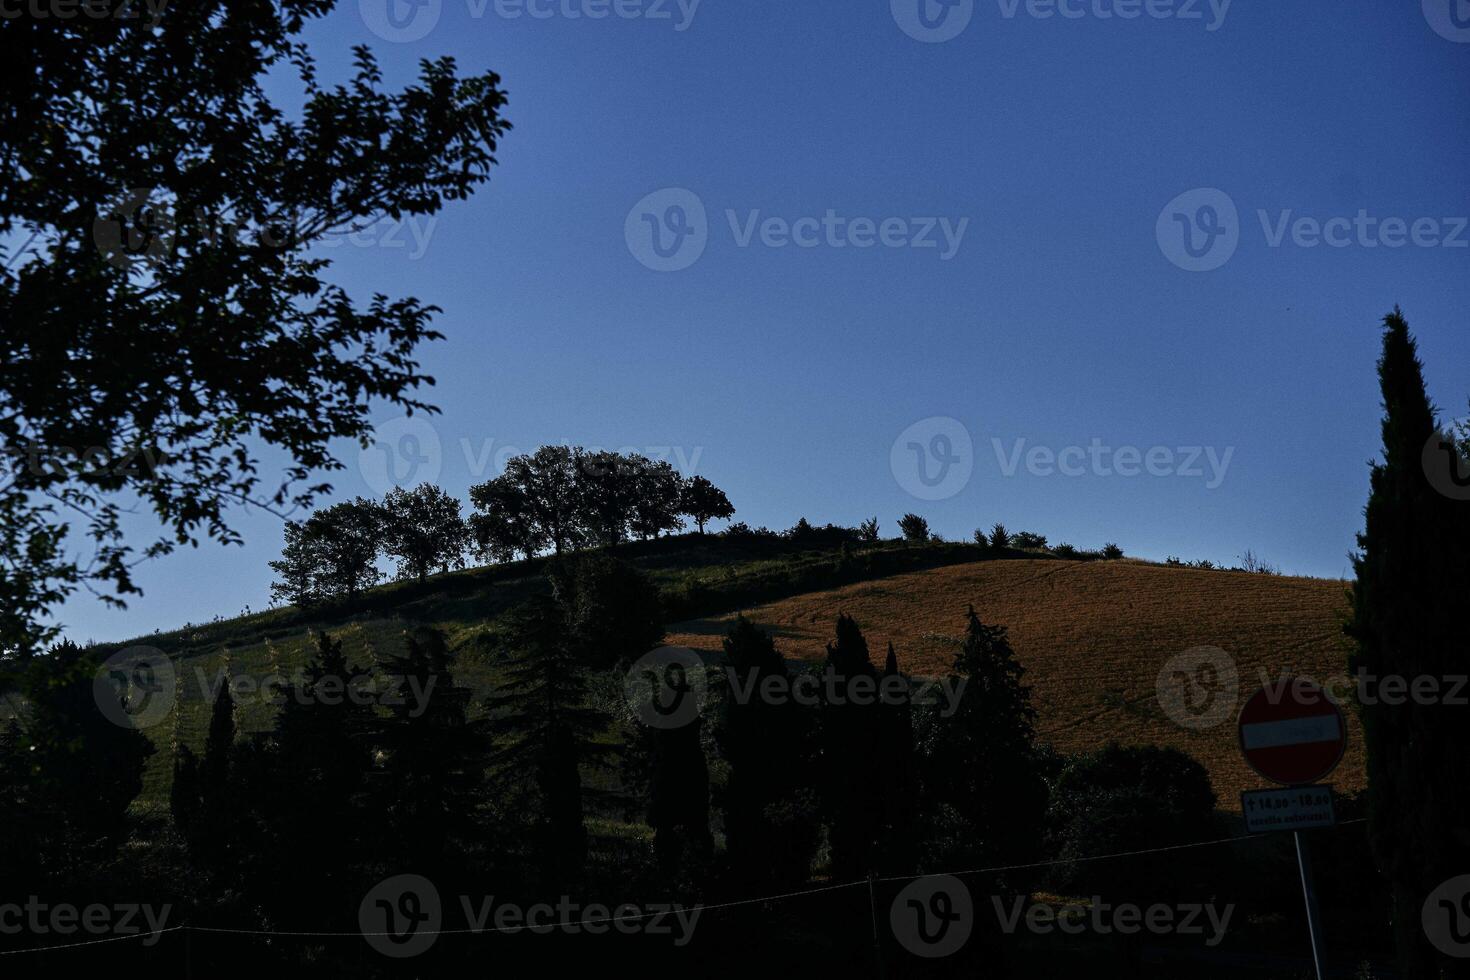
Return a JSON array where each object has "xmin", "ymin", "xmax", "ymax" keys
[{"xmin": 1237, "ymin": 678, "xmax": 1346, "ymax": 787}]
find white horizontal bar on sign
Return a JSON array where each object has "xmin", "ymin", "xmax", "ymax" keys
[{"xmin": 1241, "ymin": 715, "xmax": 1341, "ymax": 750}]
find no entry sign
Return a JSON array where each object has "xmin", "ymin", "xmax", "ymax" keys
[{"xmin": 1237, "ymin": 678, "xmax": 1346, "ymax": 786}]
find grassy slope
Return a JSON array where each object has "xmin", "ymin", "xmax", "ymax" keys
[
  {"xmin": 98, "ymin": 535, "xmax": 1356, "ymax": 812},
  {"xmin": 667, "ymin": 558, "xmax": 1359, "ymax": 807},
  {"xmin": 111, "ymin": 534, "xmax": 993, "ymax": 803}
]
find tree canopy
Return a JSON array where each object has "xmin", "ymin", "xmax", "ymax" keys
[{"xmin": 0, "ymin": 1, "xmax": 510, "ymax": 653}]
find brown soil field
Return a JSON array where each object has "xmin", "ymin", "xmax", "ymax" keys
[{"xmin": 667, "ymin": 558, "xmax": 1361, "ymax": 809}]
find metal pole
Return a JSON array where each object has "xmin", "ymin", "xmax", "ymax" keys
[
  {"xmin": 866, "ymin": 873, "xmax": 886, "ymax": 980},
  {"xmin": 1294, "ymin": 830, "xmax": 1327, "ymax": 980}
]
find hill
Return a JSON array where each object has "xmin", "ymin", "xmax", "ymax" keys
[
  {"xmin": 667, "ymin": 558, "xmax": 1359, "ymax": 808},
  {"xmin": 74, "ymin": 535, "xmax": 1357, "ymax": 811}
]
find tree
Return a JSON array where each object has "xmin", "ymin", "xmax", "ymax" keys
[
  {"xmin": 0, "ymin": 3, "xmax": 511, "ymax": 655},
  {"xmin": 268, "ymin": 497, "xmax": 383, "ymax": 604},
  {"xmin": 267, "ymin": 519, "xmax": 323, "ymax": 607},
  {"xmin": 820, "ymin": 614, "xmax": 882, "ymax": 880},
  {"xmin": 679, "ymin": 475, "xmax": 734, "ymax": 535},
  {"xmin": 1045, "ymin": 744, "xmax": 1218, "ymax": 898},
  {"xmin": 261, "ymin": 637, "xmax": 382, "ymax": 928},
  {"xmin": 1012, "ymin": 531, "xmax": 1047, "ymax": 550},
  {"xmin": 373, "ymin": 628, "xmax": 490, "ymax": 883},
  {"xmin": 988, "ymin": 523, "xmax": 1010, "ymax": 549},
  {"xmin": 629, "ymin": 457, "xmax": 686, "ymax": 541},
  {"xmin": 1346, "ymin": 308, "xmax": 1470, "ymax": 978},
  {"xmin": 897, "ymin": 513, "xmax": 930, "ymax": 543},
  {"xmin": 716, "ymin": 617, "xmax": 819, "ymax": 889},
  {"xmin": 0, "ymin": 640, "xmax": 154, "ymax": 892},
  {"xmin": 916, "ymin": 607, "xmax": 1046, "ymax": 870},
  {"xmin": 172, "ymin": 674, "xmax": 239, "ymax": 877},
  {"xmin": 1101, "ymin": 542, "xmax": 1124, "ymax": 560},
  {"xmin": 1045, "ymin": 744, "xmax": 1219, "ymax": 970},
  {"xmin": 488, "ymin": 598, "xmax": 609, "ymax": 886},
  {"xmin": 857, "ymin": 517, "xmax": 879, "ymax": 543},
  {"xmin": 550, "ymin": 554, "xmax": 665, "ymax": 671},
  {"xmin": 875, "ymin": 642, "xmax": 917, "ymax": 875},
  {"xmin": 468, "ymin": 473, "xmax": 547, "ymax": 563},
  {"xmin": 380, "ymin": 483, "xmax": 470, "ymax": 583},
  {"xmin": 470, "ymin": 446, "xmax": 586, "ymax": 556},
  {"xmin": 576, "ymin": 449, "xmax": 639, "ymax": 547}
]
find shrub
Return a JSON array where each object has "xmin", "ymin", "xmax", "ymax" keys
[
  {"xmin": 1045, "ymin": 743, "xmax": 1219, "ymax": 900},
  {"xmin": 1011, "ymin": 531, "xmax": 1047, "ymax": 550},
  {"xmin": 1101, "ymin": 542, "xmax": 1123, "ymax": 560},
  {"xmin": 1238, "ymin": 549, "xmax": 1280, "ymax": 575},
  {"xmin": 1053, "ymin": 543, "xmax": 1077, "ymax": 558},
  {"xmin": 897, "ymin": 513, "xmax": 930, "ymax": 543}
]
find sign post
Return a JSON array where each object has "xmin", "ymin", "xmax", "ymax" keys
[{"xmin": 1237, "ymin": 678, "xmax": 1347, "ymax": 980}]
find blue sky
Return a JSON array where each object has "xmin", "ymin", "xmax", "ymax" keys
[{"xmin": 60, "ymin": 0, "xmax": 1470, "ymax": 643}]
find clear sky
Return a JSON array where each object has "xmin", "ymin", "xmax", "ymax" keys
[{"xmin": 59, "ymin": 0, "xmax": 1470, "ymax": 644}]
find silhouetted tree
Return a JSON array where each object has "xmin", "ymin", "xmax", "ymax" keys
[
  {"xmin": 1346, "ymin": 308, "xmax": 1470, "ymax": 978},
  {"xmin": 916, "ymin": 607, "xmax": 1046, "ymax": 870},
  {"xmin": 897, "ymin": 513, "xmax": 930, "ymax": 543},
  {"xmin": 380, "ymin": 483, "xmax": 470, "ymax": 583},
  {"xmin": 489, "ymin": 599, "xmax": 608, "ymax": 887},
  {"xmin": 0, "ymin": 640, "xmax": 153, "ymax": 893},
  {"xmin": 255, "ymin": 637, "xmax": 376, "ymax": 928},
  {"xmin": 858, "ymin": 517, "xmax": 880, "ymax": 543},
  {"xmin": 173, "ymin": 666, "xmax": 246, "ymax": 882},
  {"xmin": 374, "ymin": 628, "xmax": 490, "ymax": 884},
  {"xmin": 468, "ymin": 474, "xmax": 547, "ymax": 562},
  {"xmin": 0, "ymin": 5, "xmax": 510, "ymax": 654},
  {"xmin": 471, "ymin": 446, "xmax": 587, "ymax": 556},
  {"xmin": 875, "ymin": 642, "xmax": 918, "ymax": 874},
  {"xmin": 1046, "ymin": 743, "xmax": 1218, "ymax": 899},
  {"xmin": 820, "ymin": 614, "xmax": 882, "ymax": 880},
  {"xmin": 679, "ymin": 475, "xmax": 734, "ymax": 535},
  {"xmin": 268, "ymin": 498, "xmax": 383, "ymax": 604},
  {"xmin": 577, "ymin": 449, "xmax": 640, "ymax": 546},
  {"xmin": 267, "ymin": 520, "xmax": 322, "ymax": 607},
  {"xmin": 551, "ymin": 553, "xmax": 665, "ymax": 671},
  {"xmin": 717, "ymin": 617, "xmax": 819, "ymax": 889},
  {"xmin": 988, "ymin": 523, "xmax": 1010, "ymax": 549},
  {"xmin": 629, "ymin": 457, "xmax": 687, "ymax": 541}
]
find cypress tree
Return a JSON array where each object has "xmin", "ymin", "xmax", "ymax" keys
[
  {"xmin": 917, "ymin": 606, "xmax": 1046, "ymax": 869},
  {"xmin": 820, "ymin": 614, "xmax": 882, "ymax": 880},
  {"xmin": 374, "ymin": 628, "xmax": 488, "ymax": 883},
  {"xmin": 875, "ymin": 642, "xmax": 917, "ymax": 875},
  {"xmin": 719, "ymin": 616, "xmax": 817, "ymax": 888},
  {"xmin": 1346, "ymin": 308, "xmax": 1470, "ymax": 977},
  {"xmin": 259, "ymin": 633, "xmax": 378, "ymax": 927},
  {"xmin": 489, "ymin": 599, "xmax": 607, "ymax": 888}
]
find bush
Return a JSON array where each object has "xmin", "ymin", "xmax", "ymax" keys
[
  {"xmin": 1011, "ymin": 531, "xmax": 1047, "ymax": 550},
  {"xmin": 1238, "ymin": 549, "xmax": 1280, "ymax": 574},
  {"xmin": 785, "ymin": 519, "xmax": 859, "ymax": 546},
  {"xmin": 1053, "ymin": 543, "xmax": 1077, "ymax": 558},
  {"xmin": 1045, "ymin": 743, "xmax": 1219, "ymax": 900},
  {"xmin": 897, "ymin": 513, "xmax": 930, "ymax": 543},
  {"xmin": 1101, "ymin": 542, "xmax": 1123, "ymax": 560},
  {"xmin": 723, "ymin": 522, "xmax": 776, "ymax": 540}
]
